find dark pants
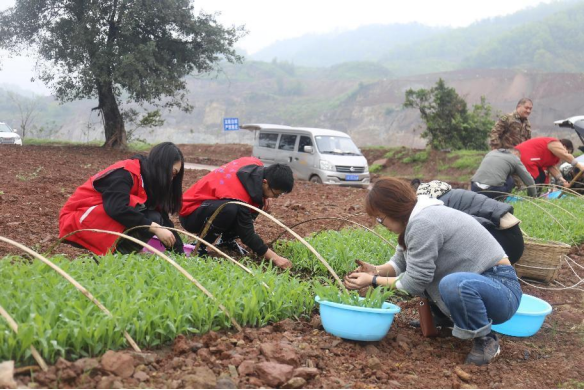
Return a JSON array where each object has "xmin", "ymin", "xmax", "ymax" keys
[
  {"xmin": 179, "ymin": 200, "xmax": 240, "ymax": 246},
  {"xmin": 471, "ymin": 175, "xmax": 514, "ymax": 200},
  {"xmin": 116, "ymin": 208, "xmax": 184, "ymax": 255},
  {"xmin": 486, "ymin": 223, "xmax": 524, "ymax": 264}
]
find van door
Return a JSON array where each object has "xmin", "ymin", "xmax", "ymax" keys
[
  {"xmin": 255, "ymin": 132, "xmax": 280, "ymax": 165},
  {"xmin": 275, "ymin": 133, "xmax": 297, "ymax": 166},
  {"xmin": 290, "ymin": 135, "xmax": 315, "ymax": 180}
]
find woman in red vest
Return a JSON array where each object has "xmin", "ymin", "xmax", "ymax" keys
[
  {"xmin": 59, "ymin": 142, "xmax": 185, "ymax": 255},
  {"xmin": 180, "ymin": 157, "xmax": 294, "ymax": 269},
  {"xmin": 515, "ymin": 137, "xmax": 584, "ymax": 186}
]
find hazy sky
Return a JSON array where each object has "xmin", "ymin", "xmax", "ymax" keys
[{"xmin": 0, "ymin": 0, "xmax": 557, "ymax": 95}]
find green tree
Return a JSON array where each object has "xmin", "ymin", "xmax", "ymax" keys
[
  {"xmin": 403, "ymin": 78, "xmax": 493, "ymax": 150},
  {"xmin": 0, "ymin": 0, "xmax": 245, "ymax": 149}
]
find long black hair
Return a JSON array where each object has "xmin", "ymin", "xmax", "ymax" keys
[{"xmin": 141, "ymin": 142, "xmax": 184, "ymax": 214}]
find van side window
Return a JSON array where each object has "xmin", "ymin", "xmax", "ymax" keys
[
  {"xmin": 259, "ymin": 133, "xmax": 278, "ymax": 149},
  {"xmin": 278, "ymin": 134, "xmax": 297, "ymax": 151},
  {"xmin": 298, "ymin": 136, "xmax": 313, "ymax": 153}
]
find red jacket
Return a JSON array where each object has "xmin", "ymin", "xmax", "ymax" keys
[
  {"xmin": 180, "ymin": 157, "xmax": 263, "ymax": 217},
  {"xmin": 516, "ymin": 137, "xmax": 560, "ymax": 182},
  {"xmin": 59, "ymin": 159, "xmax": 147, "ymax": 255}
]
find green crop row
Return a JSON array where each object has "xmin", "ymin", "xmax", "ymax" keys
[
  {"xmin": 274, "ymin": 227, "xmax": 398, "ymax": 278},
  {"xmin": 511, "ymin": 196, "xmax": 584, "ymax": 244},
  {"xmin": 0, "ymin": 254, "xmax": 315, "ymax": 364}
]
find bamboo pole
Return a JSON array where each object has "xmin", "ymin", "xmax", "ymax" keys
[
  {"xmin": 0, "ymin": 304, "xmax": 48, "ymax": 371},
  {"xmin": 0, "ymin": 236, "xmax": 141, "ymax": 353},
  {"xmin": 194, "ymin": 201, "xmax": 344, "ymax": 288},
  {"xmin": 62, "ymin": 229, "xmax": 243, "ymax": 332}
]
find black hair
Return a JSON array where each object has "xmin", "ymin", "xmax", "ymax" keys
[
  {"xmin": 264, "ymin": 164, "xmax": 294, "ymax": 193},
  {"xmin": 559, "ymin": 139, "xmax": 574, "ymax": 154},
  {"xmin": 410, "ymin": 178, "xmax": 421, "ymax": 190},
  {"xmin": 141, "ymin": 142, "xmax": 184, "ymax": 214}
]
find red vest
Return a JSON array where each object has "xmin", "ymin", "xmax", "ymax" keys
[
  {"xmin": 180, "ymin": 157, "xmax": 263, "ymax": 217},
  {"xmin": 59, "ymin": 159, "xmax": 147, "ymax": 255},
  {"xmin": 516, "ymin": 137, "xmax": 560, "ymax": 182}
]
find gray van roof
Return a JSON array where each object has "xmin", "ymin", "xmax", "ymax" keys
[{"xmin": 241, "ymin": 123, "xmax": 350, "ymax": 138}]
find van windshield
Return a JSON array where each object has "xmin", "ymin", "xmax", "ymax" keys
[{"xmin": 315, "ymin": 136, "xmax": 361, "ymax": 156}]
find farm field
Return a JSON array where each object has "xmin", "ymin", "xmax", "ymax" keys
[{"xmin": 1, "ymin": 144, "xmax": 583, "ymax": 389}]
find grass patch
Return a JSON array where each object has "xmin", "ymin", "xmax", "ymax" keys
[
  {"xmin": 369, "ymin": 164, "xmax": 383, "ymax": 173},
  {"xmin": 403, "ymin": 150, "xmax": 429, "ymax": 164}
]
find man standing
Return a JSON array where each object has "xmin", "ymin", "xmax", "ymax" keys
[{"xmin": 489, "ymin": 98, "xmax": 533, "ymax": 150}]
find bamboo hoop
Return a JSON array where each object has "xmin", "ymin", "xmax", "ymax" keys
[
  {"xmin": 61, "ymin": 229, "xmax": 242, "ymax": 331},
  {"xmin": 195, "ymin": 201, "xmax": 344, "ymax": 288},
  {"xmin": 486, "ymin": 190, "xmax": 568, "ymax": 232},
  {"xmin": 118, "ymin": 225, "xmax": 271, "ymax": 291},
  {"xmin": 0, "ymin": 304, "xmax": 48, "ymax": 371},
  {"xmin": 0, "ymin": 235, "xmax": 141, "ymax": 352},
  {"xmin": 268, "ymin": 217, "xmax": 396, "ymax": 249}
]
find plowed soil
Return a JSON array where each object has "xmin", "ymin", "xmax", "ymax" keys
[{"xmin": 1, "ymin": 144, "xmax": 583, "ymax": 389}]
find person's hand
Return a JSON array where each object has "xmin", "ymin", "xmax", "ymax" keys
[
  {"xmin": 344, "ymin": 272, "xmax": 374, "ymax": 290},
  {"xmin": 149, "ymin": 223, "xmax": 176, "ymax": 248},
  {"xmin": 354, "ymin": 259, "xmax": 377, "ymax": 275},
  {"xmin": 263, "ymin": 198, "xmax": 272, "ymax": 213},
  {"xmin": 272, "ymin": 255, "xmax": 292, "ymax": 270}
]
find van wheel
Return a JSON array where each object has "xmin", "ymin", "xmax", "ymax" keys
[{"xmin": 310, "ymin": 175, "xmax": 323, "ymax": 184}]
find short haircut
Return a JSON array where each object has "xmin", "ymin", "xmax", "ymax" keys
[
  {"xmin": 559, "ymin": 139, "xmax": 574, "ymax": 153},
  {"xmin": 264, "ymin": 164, "xmax": 294, "ymax": 193},
  {"xmin": 516, "ymin": 98, "xmax": 533, "ymax": 108}
]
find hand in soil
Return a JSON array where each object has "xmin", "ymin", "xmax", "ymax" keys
[
  {"xmin": 353, "ymin": 259, "xmax": 377, "ymax": 274},
  {"xmin": 344, "ymin": 272, "xmax": 374, "ymax": 290},
  {"xmin": 263, "ymin": 198, "xmax": 272, "ymax": 213},
  {"xmin": 273, "ymin": 256, "xmax": 293, "ymax": 270}
]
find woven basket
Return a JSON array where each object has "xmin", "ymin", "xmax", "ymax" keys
[{"xmin": 514, "ymin": 238, "xmax": 571, "ymax": 283}]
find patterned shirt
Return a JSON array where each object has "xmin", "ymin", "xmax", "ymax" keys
[{"xmin": 489, "ymin": 111, "xmax": 531, "ymax": 149}]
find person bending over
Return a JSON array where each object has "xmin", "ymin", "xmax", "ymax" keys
[
  {"xmin": 345, "ymin": 177, "xmax": 522, "ymax": 366},
  {"xmin": 471, "ymin": 148, "xmax": 536, "ymax": 198},
  {"xmin": 59, "ymin": 142, "xmax": 185, "ymax": 255},
  {"xmin": 180, "ymin": 157, "xmax": 294, "ymax": 269}
]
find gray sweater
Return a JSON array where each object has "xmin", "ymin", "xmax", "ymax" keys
[
  {"xmin": 389, "ymin": 204, "xmax": 505, "ymax": 316},
  {"xmin": 471, "ymin": 149, "xmax": 537, "ymax": 197}
]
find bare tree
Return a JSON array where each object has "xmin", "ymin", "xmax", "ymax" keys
[{"xmin": 7, "ymin": 92, "xmax": 41, "ymax": 139}]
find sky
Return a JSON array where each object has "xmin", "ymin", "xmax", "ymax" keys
[{"xmin": 0, "ymin": 0, "xmax": 556, "ymax": 95}]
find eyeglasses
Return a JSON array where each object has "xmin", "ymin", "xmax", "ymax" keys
[
  {"xmin": 268, "ymin": 185, "xmax": 283, "ymax": 198},
  {"xmin": 376, "ymin": 216, "xmax": 386, "ymax": 225}
]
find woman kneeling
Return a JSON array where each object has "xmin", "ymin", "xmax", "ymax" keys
[{"xmin": 345, "ymin": 177, "xmax": 522, "ymax": 366}]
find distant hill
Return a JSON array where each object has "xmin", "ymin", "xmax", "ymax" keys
[
  {"xmin": 251, "ymin": 23, "xmax": 446, "ymax": 67},
  {"xmin": 463, "ymin": 2, "xmax": 584, "ymax": 72},
  {"xmin": 250, "ymin": 1, "xmax": 583, "ymax": 75}
]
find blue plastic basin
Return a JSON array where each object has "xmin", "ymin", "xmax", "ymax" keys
[
  {"xmin": 315, "ymin": 296, "xmax": 401, "ymax": 341},
  {"xmin": 492, "ymin": 294, "xmax": 552, "ymax": 337}
]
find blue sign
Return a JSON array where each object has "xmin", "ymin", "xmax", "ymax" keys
[{"xmin": 223, "ymin": 118, "xmax": 239, "ymax": 131}]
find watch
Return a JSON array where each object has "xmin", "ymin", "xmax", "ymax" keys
[{"xmin": 372, "ymin": 275, "xmax": 379, "ymax": 288}]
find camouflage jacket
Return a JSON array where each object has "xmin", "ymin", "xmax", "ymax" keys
[{"xmin": 489, "ymin": 111, "xmax": 531, "ymax": 149}]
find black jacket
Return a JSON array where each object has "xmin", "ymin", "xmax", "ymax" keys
[{"xmin": 439, "ymin": 189, "xmax": 514, "ymax": 229}]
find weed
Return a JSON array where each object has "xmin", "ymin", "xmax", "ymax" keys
[
  {"xmin": 403, "ymin": 150, "xmax": 429, "ymax": 164},
  {"xmin": 16, "ymin": 167, "xmax": 43, "ymax": 181},
  {"xmin": 369, "ymin": 164, "xmax": 383, "ymax": 173}
]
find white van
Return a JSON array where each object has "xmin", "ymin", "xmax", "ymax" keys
[{"xmin": 242, "ymin": 124, "xmax": 370, "ymax": 187}]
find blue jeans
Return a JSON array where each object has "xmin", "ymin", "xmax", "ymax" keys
[{"xmin": 438, "ymin": 265, "xmax": 522, "ymax": 339}]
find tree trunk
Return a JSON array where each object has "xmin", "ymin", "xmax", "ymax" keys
[{"xmin": 97, "ymin": 81, "xmax": 127, "ymax": 150}]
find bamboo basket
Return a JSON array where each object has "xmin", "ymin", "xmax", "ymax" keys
[{"xmin": 514, "ymin": 238, "xmax": 571, "ymax": 283}]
